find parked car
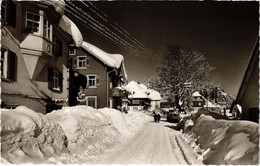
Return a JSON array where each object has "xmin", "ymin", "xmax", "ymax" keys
[{"xmin": 166, "ymin": 109, "xmax": 180, "ymax": 123}]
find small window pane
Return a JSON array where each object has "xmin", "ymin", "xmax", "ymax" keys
[
  {"xmin": 34, "ymin": 15, "xmax": 40, "ymax": 21},
  {"xmin": 27, "ymin": 13, "xmax": 33, "ymax": 19}
]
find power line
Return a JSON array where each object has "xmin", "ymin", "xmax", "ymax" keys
[
  {"xmin": 66, "ymin": 2, "xmax": 145, "ymax": 56},
  {"xmin": 84, "ymin": 1, "xmax": 154, "ymax": 55},
  {"xmin": 65, "ymin": 3, "xmax": 144, "ymax": 56},
  {"xmin": 65, "ymin": 1, "xmax": 153, "ymax": 56}
]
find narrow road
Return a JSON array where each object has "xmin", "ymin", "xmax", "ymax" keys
[{"xmin": 95, "ymin": 119, "xmax": 202, "ymax": 165}]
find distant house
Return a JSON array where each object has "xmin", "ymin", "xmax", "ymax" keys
[
  {"xmin": 123, "ymin": 81, "xmax": 161, "ymax": 111},
  {"xmin": 122, "ymin": 81, "xmax": 149, "ymax": 111},
  {"xmin": 231, "ymin": 104, "xmax": 242, "ymax": 119},
  {"xmin": 147, "ymin": 89, "xmax": 161, "ymax": 111},
  {"xmin": 1, "ymin": 1, "xmax": 83, "ymax": 114},
  {"xmin": 191, "ymin": 91, "xmax": 205, "ymax": 111},
  {"xmin": 232, "ymin": 39, "xmax": 259, "ymax": 123},
  {"xmin": 204, "ymin": 100, "xmax": 222, "ymax": 114},
  {"xmin": 69, "ymin": 41, "xmax": 127, "ymax": 109}
]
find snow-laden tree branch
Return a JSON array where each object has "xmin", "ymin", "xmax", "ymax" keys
[{"xmin": 146, "ymin": 47, "xmax": 215, "ymax": 108}]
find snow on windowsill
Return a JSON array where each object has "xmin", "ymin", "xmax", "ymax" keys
[
  {"xmin": 52, "ymin": 87, "xmax": 61, "ymax": 91},
  {"xmin": 76, "ymin": 67, "xmax": 87, "ymax": 70},
  {"xmin": 88, "ymin": 86, "xmax": 97, "ymax": 89}
]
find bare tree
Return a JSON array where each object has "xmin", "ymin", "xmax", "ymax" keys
[{"xmin": 151, "ymin": 47, "xmax": 214, "ymax": 108}]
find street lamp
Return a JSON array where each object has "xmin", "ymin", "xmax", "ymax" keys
[
  {"xmin": 74, "ymin": 71, "xmax": 79, "ymax": 77},
  {"xmin": 182, "ymin": 81, "xmax": 193, "ymax": 113}
]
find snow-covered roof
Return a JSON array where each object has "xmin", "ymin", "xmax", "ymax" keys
[
  {"xmin": 58, "ymin": 15, "xmax": 83, "ymax": 47},
  {"xmin": 204, "ymin": 100, "xmax": 221, "ymax": 108},
  {"xmin": 81, "ymin": 41, "xmax": 127, "ymax": 79},
  {"xmin": 49, "ymin": 1, "xmax": 65, "ymax": 16},
  {"xmin": 192, "ymin": 91, "xmax": 207, "ymax": 101},
  {"xmin": 81, "ymin": 41, "xmax": 123, "ymax": 69},
  {"xmin": 192, "ymin": 91, "xmax": 202, "ymax": 97},
  {"xmin": 123, "ymin": 81, "xmax": 161, "ymax": 100},
  {"xmin": 39, "ymin": 1, "xmax": 65, "ymax": 16},
  {"xmin": 148, "ymin": 89, "xmax": 161, "ymax": 101},
  {"xmin": 234, "ymin": 104, "xmax": 242, "ymax": 113},
  {"xmin": 123, "ymin": 81, "xmax": 148, "ymax": 98}
]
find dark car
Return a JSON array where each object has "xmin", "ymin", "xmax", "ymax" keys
[{"xmin": 166, "ymin": 109, "xmax": 180, "ymax": 123}]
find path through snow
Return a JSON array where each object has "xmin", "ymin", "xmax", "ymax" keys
[{"xmin": 93, "ymin": 119, "xmax": 202, "ymax": 165}]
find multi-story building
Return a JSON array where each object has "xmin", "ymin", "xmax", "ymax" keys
[
  {"xmin": 1, "ymin": 1, "xmax": 83, "ymax": 114},
  {"xmin": 69, "ymin": 41, "xmax": 127, "ymax": 109},
  {"xmin": 191, "ymin": 91, "xmax": 205, "ymax": 111}
]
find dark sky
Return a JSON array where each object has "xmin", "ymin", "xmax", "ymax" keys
[{"xmin": 68, "ymin": 1, "xmax": 259, "ymax": 97}]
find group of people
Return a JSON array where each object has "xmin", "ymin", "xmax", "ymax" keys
[{"xmin": 153, "ymin": 109, "xmax": 161, "ymax": 123}]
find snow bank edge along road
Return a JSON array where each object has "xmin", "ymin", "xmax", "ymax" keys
[
  {"xmin": 1, "ymin": 106, "xmax": 68, "ymax": 164},
  {"xmin": 1, "ymin": 105, "xmax": 151, "ymax": 164},
  {"xmin": 179, "ymin": 110, "xmax": 259, "ymax": 165}
]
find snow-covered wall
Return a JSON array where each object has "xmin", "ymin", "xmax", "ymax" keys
[{"xmin": 180, "ymin": 110, "xmax": 259, "ymax": 165}]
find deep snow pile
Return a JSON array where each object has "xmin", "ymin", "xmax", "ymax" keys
[
  {"xmin": 1, "ymin": 106, "xmax": 68, "ymax": 164},
  {"xmin": 1, "ymin": 106, "xmax": 151, "ymax": 164},
  {"xmin": 180, "ymin": 112, "xmax": 259, "ymax": 165}
]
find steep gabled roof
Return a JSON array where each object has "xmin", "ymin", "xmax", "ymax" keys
[
  {"xmin": 81, "ymin": 41, "xmax": 127, "ymax": 79},
  {"xmin": 236, "ymin": 39, "xmax": 259, "ymax": 103},
  {"xmin": 81, "ymin": 41, "xmax": 123, "ymax": 68}
]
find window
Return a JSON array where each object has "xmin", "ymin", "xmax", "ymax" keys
[
  {"xmin": 1, "ymin": 1, "xmax": 7, "ymax": 20},
  {"xmin": 69, "ymin": 45, "xmax": 76, "ymax": 55},
  {"xmin": 53, "ymin": 35, "xmax": 62, "ymax": 57},
  {"xmin": 87, "ymin": 75, "xmax": 96, "ymax": 88},
  {"xmin": 1, "ymin": 48, "xmax": 17, "ymax": 81},
  {"xmin": 25, "ymin": 11, "xmax": 52, "ymax": 39},
  {"xmin": 77, "ymin": 56, "xmax": 89, "ymax": 69},
  {"xmin": 48, "ymin": 67, "xmax": 63, "ymax": 92},
  {"xmin": 26, "ymin": 11, "xmax": 40, "ymax": 33},
  {"xmin": 43, "ymin": 17, "xmax": 52, "ymax": 39},
  {"xmin": 86, "ymin": 96, "xmax": 97, "ymax": 108},
  {"xmin": 1, "ymin": 1, "xmax": 16, "ymax": 27},
  {"xmin": 132, "ymin": 100, "xmax": 139, "ymax": 104},
  {"xmin": 1, "ymin": 49, "xmax": 7, "ymax": 77},
  {"xmin": 53, "ymin": 70, "xmax": 59, "ymax": 89}
]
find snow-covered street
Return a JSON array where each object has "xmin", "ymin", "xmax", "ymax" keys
[
  {"xmin": 93, "ymin": 120, "xmax": 202, "ymax": 165},
  {"xmin": 1, "ymin": 106, "xmax": 258, "ymax": 165}
]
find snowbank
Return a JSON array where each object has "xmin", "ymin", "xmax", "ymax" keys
[
  {"xmin": 1, "ymin": 105, "xmax": 151, "ymax": 164},
  {"xmin": 1, "ymin": 106, "xmax": 68, "ymax": 164},
  {"xmin": 180, "ymin": 111, "xmax": 259, "ymax": 165}
]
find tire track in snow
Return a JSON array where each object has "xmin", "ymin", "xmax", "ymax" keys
[{"xmin": 98, "ymin": 122, "xmax": 183, "ymax": 164}]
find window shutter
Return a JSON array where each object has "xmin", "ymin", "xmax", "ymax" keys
[
  {"xmin": 8, "ymin": 1, "xmax": 16, "ymax": 27},
  {"xmin": 86, "ymin": 76, "xmax": 89, "ymax": 87},
  {"xmin": 8, "ymin": 51, "xmax": 17, "ymax": 81},
  {"xmin": 96, "ymin": 76, "xmax": 100, "ymax": 87},
  {"xmin": 59, "ymin": 71, "xmax": 63, "ymax": 92},
  {"xmin": 86, "ymin": 56, "xmax": 90, "ymax": 67},
  {"xmin": 48, "ymin": 67, "xmax": 54, "ymax": 90}
]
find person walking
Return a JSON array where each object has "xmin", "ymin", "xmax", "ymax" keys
[{"xmin": 153, "ymin": 109, "xmax": 161, "ymax": 123}]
